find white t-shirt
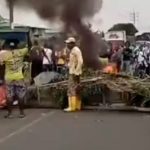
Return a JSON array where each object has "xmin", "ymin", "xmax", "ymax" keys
[
  {"xmin": 138, "ymin": 51, "xmax": 144, "ymax": 64},
  {"xmin": 43, "ymin": 48, "xmax": 52, "ymax": 65}
]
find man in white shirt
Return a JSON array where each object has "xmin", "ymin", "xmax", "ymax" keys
[
  {"xmin": 64, "ymin": 37, "xmax": 83, "ymax": 112},
  {"xmin": 136, "ymin": 48, "xmax": 148, "ymax": 78},
  {"xmin": 43, "ymin": 44, "xmax": 53, "ymax": 72}
]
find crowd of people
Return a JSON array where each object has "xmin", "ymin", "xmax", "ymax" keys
[
  {"xmin": 0, "ymin": 36, "xmax": 150, "ymax": 118},
  {"xmin": 109, "ymin": 42, "xmax": 150, "ymax": 78},
  {"xmin": 30, "ymin": 39, "xmax": 70, "ymax": 84},
  {"xmin": 0, "ymin": 37, "xmax": 83, "ymax": 118}
]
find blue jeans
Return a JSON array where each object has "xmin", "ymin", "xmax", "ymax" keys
[{"xmin": 122, "ymin": 61, "xmax": 131, "ymax": 74}]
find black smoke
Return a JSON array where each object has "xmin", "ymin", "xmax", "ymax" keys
[{"xmin": 6, "ymin": 0, "xmax": 107, "ymax": 69}]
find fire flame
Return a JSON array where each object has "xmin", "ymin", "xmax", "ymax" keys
[{"xmin": 103, "ymin": 63, "xmax": 118, "ymax": 75}]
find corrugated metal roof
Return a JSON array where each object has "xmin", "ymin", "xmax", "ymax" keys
[
  {"xmin": 0, "ymin": 16, "xmax": 61, "ymax": 32},
  {"xmin": 0, "ymin": 22, "xmax": 28, "ymax": 28},
  {"xmin": 0, "ymin": 21, "xmax": 49, "ymax": 30},
  {"xmin": 0, "ymin": 28, "xmax": 29, "ymax": 33}
]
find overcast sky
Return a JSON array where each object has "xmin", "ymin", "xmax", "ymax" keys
[{"xmin": 0, "ymin": 0, "xmax": 149, "ymax": 33}]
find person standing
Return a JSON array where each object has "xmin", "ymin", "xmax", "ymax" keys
[
  {"xmin": 122, "ymin": 42, "xmax": 132, "ymax": 74},
  {"xmin": 0, "ymin": 42, "xmax": 28, "ymax": 118},
  {"xmin": 64, "ymin": 37, "xmax": 83, "ymax": 112},
  {"xmin": 110, "ymin": 46, "xmax": 123, "ymax": 73},
  {"xmin": 147, "ymin": 47, "xmax": 150, "ymax": 75},
  {"xmin": 42, "ymin": 43, "xmax": 53, "ymax": 72},
  {"xmin": 55, "ymin": 46, "xmax": 70, "ymax": 75},
  {"xmin": 30, "ymin": 40, "xmax": 44, "ymax": 84},
  {"xmin": 136, "ymin": 47, "xmax": 148, "ymax": 78}
]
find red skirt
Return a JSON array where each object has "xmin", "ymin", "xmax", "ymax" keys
[{"xmin": 0, "ymin": 85, "xmax": 7, "ymax": 108}]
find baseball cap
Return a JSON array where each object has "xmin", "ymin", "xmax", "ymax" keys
[
  {"xmin": 10, "ymin": 42, "xmax": 15, "ymax": 47},
  {"xmin": 65, "ymin": 37, "xmax": 76, "ymax": 44}
]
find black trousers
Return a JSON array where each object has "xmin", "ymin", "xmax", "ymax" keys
[
  {"xmin": 146, "ymin": 64, "xmax": 150, "ymax": 75},
  {"xmin": 43, "ymin": 64, "xmax": 53, "ymax": 72},
  {"xmin": 31, "ymin": 60, "xmax": 43, "ymax": 79}
]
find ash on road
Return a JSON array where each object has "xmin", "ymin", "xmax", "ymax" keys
[{"xmin": 0, "ymin": 109, "xmax": 150, "ymax": 150}]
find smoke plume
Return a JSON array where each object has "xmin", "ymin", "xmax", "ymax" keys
[{"xmin": 7, "ymin": 0, "xmax": 107, "ymax": 69}]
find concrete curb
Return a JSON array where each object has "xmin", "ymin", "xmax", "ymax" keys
[
  {"xmin": 25, "ymin": 103, "xmax": 150, "ymax": 113},
  {"xmin": 83, "ymin": 104, "xmax": 150, "ymax": 113}
]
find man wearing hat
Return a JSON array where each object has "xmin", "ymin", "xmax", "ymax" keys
[{"xmin": 64, "ymin": 37, "xmax": 83, "ymax": 112}]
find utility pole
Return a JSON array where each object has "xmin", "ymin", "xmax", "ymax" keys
[
  {"xmin": 129, "ymin": 10, "xmax": 139, "ymax": 25},
  {"xmin": 9, "ymin": 0, "xmax": 14, "ymax": 30}
]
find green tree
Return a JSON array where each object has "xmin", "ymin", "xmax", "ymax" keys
[{"xmin": 108, "ymin": 23, "xmax": 138, "ymax": 36}]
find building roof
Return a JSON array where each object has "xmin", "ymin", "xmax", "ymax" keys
[
  {"xmin": 0, "ymin": 15, "xmax": 48, "ymax": 30},
  {"xmin": 0, "ymin": 15, "xmax": 8, "ymax": 22},
  {"xmin": 108, "ymin": 23, "xmax": 138, "ymax": 36},
  {"xmin": 0, "ymin": 21, "xmax": 44, "ymax": 29},
  {"xmin": 0, "ymin": 15, "xmax": 61, "ymax": 34},
  {"xmin": 0, "ymin": 28, "xmax": 29, "ymax": 33}
]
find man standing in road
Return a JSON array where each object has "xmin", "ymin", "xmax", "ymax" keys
[
  {"xmin": 64, "ymin": 37, "xmax": 83, "ymax": 112},
  {"xmin": 0, "ymin": 42, "xmax": 28, "ymax": 118},
  {"xmin": 122, "ymin": 42, "xmax": 132, "ymax": 74}
]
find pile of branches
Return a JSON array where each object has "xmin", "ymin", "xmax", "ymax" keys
[
  {"xmin": 29, "ymin": 67, "xmax": 150, "ymax": 106},
  {"xmin": 81, "ymin": 69, "xmax": 150, "ymax": 106},
  {"xmin": 34, "ymin": 69, "xmax": 150, "ymax": 107}
]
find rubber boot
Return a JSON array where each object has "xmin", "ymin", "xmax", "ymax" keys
[
  {"xmin": 64, "ymin": 97, "xmax": 72, "ymax": 112},
  {"xmin": 76, "ymin": 96, "xmax": 82, "ymax": 111},
  {"xmin": 64, "ymin": 97, "xmax": 76, "ymax": 112},
  {"xmin": 71, "ymin": 97, "xmax": 76, "ymax": 112}
]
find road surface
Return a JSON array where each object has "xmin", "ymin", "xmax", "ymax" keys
[{"xmin": 0, "ymin": 109, "xmax": 150, "ymax": 150}]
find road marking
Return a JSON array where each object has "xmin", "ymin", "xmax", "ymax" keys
[{"xmin": 0, "ymin": 111, "xmax": 55, "ymax": 144}]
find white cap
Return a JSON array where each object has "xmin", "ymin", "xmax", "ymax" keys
[
  {"xmin": 10, "ymin": 42, "xmax": 15, "ymax": 47},
  {"xmin": 65, "ymin": 37, "xmax": 76, "ymax": 44}
]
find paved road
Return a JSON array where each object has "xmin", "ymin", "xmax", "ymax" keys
[{"xmin": 0, "ymin": 109, "xmax": 150, "ymax": 150}]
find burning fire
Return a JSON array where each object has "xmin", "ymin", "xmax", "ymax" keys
[{"xmin": 103, "ymin": 63, "xmax": 118, "ymax": 75}]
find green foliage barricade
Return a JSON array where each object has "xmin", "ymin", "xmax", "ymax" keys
[
  {"xmin": 26, "ymin": 78, "xmax": 104, "ymax": 108},
  {"xmin": 25, "ymin": 68, "xmax": 150, "ymax": 108}
]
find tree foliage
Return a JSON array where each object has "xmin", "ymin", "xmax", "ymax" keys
[
  {"xmin": 108, "ymin": 23, "xmax": 138, "ymax": 36},
  {"xmin": 136, "ymin": 33, "xmax": 150, "ymax": 41}
]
